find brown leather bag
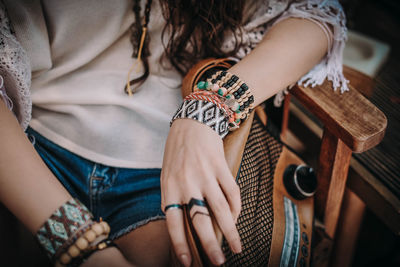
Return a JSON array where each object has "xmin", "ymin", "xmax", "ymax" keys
[{"xmin": 171, "ymin": 58, "xmax": 314, "ymax": 267}]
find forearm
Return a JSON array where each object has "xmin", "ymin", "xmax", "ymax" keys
[
  {"xmin": 0, "ymin": 100, "xmax": 70, "ymax": 233},
  {"xmin": 229, "ymin": 17, "xmax": 329, "ymax": 106}
]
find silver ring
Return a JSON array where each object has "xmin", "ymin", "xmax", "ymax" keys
[{"xmin": 164, "ymin": 204, "xmax": 183, "ymax": 213}]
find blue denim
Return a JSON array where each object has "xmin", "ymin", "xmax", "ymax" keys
[{"xmin": 26, "ymin": 127, "xmax": 165, "ymax": 240}]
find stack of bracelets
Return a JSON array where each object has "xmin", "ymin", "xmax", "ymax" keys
[
  {"xmin": 171, "ymin": 70, "xmax": 254, "ymax": 138},
  {"xmin": 36, "ymin": 198, "xmax": 113, "ymax": 266}
]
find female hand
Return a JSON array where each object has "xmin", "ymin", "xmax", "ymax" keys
[{"xmin": 161, "ymin": 118, "xmax": 242, "ymax": 266}]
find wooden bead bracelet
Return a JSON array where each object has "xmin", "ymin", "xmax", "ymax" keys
[{"xmin": 57, "ymin": 220, "xmax": 111, "ymax": 266}]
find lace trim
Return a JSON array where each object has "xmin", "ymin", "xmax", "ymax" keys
[
  {"xmin": 0, "ymin": 1, "xmax": 32, "ymax": 130},
  {"xmin": 0, "ymin": 74, "xmax": 13, "ymax": 110}
]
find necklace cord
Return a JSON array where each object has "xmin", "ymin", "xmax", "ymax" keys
[{"xmin": 126, "ymin": 0, "xmax": 153, "ymax": 96}]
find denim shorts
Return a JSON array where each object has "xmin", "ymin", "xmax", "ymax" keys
[{"xmin": 26, "ymin": 127, "xmax": 165, "ymax": 240}]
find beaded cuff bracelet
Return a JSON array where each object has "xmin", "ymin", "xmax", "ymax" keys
[{"xmin": 171, "ymin": 99, "xmax": 230, "ymax": 138}]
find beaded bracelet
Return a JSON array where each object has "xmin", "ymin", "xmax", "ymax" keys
[
  {"xmin": 59, "ymin": 239, "xmax": 117, "ymax": 267},
  {"xmin": 194, "ymin": 70, "xmax": 255, "ymax": 128},
  {"xmin": 57, "ymin": 220, "xmax": 111, "ymax": 266},
  {"xmin": 36, "ymin": 198, "xmax": 111, "ymax": 265},
  {"xmin": 171, "ymin": 70, "xmax": 253, "ymax": 136}
]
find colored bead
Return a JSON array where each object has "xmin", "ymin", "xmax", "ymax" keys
[
  {"xmin": 197, "ymin": 81, "xmax": 206, "ymax": 89},
  {"xmin": 76, "ymin": 237, "xmax": 89, "ymax": 250},
  {"xmin": 60, "ymin": 253, "xmax": 72, "ymax": 265},
  {"xmin": 221, "ymin": 71, "xmax": 227, "ymax": 76},
  {"xmin": 211, "ymin": 79, "xmax": 217, "ymax": 83},
  {"xmin": 225, "ymin": 94, "xmax": 232, "ymax": 99},
  {"xmin": 241, "ymin": 84, "xmax": 249, "ymax": 90},
  {"xmin": 218, "ymin": 88, "xmax": 227, "ymax": 96},
  {"xmin": 211, "ymin": 84, "xmax": 219, "ymax": 92},
  {"xmin": 84, "ymin": 230, "xmax": 97, "ymax": 242},
  {"xmin": 68, "ymin": 245, "xmax": 80, "ymax": 258},
  {"xmin": 232, "ymin": 76, "xmax": 239, "ymax": 82},
  {"xmin": 239, "ymin": 105, "xmax": 245, "ymax": 111},
  {"xmin": 249, "ymin": 95, "xmax": 254, "ymax": 103},
  {"xmin": 92, "ymin": 223, "xmax": 103, "ymax": 235},
  {"xmin": 225, "ymin": 98, "xmax": 238, "ymax": 110},
  {"xmin": 235, "ymin": 119, "xmax": 241, "ymax": 124}
]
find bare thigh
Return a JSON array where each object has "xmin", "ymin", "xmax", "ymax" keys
[
  {"xmin": 115, "ymin": 220, "xmax": 171, "ymax": 267},
  {"xmin": 82, "ymin": 247, "xmax": 135, "ymax": 267}
]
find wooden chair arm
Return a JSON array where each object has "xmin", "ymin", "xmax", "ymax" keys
[
  {"xmin": 289, "ymin": 66, "xmax": 388, "ymax": 240},
  {"xmin": 290, "ymin": 66, "xmax": 387, "ymax": 153}
]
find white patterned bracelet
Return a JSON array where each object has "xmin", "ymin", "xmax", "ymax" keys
[{"xmin": 171, "ymin": 99, "xmax": 230, "ymax": 139}]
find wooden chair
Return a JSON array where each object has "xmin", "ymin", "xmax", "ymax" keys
[{"xmin": 180, "ymin": 59, "xmax": 387, "ymax": 266}]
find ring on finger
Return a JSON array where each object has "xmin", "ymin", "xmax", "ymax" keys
[
  {"xmin": 164, "ymin": 204, "xmax": 183, "ymax": 213},
  {"xmin": 188, "ymin": 198, "xmax": 208, "ymax": 212},
  {"xmin": 191, "ymin": 210, "xmax": 210, "ymax": 220}
]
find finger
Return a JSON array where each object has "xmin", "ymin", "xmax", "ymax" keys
[
  {"xmin": 205, "ymin": 184, "xmax": 242, "ymax": 254},
  {"xmin": 166, "ymin": 208, "xmax": 192, "ymax": 267},
  {"xmin": 189, "ymin": 200, "xmax": 226, "ymax": 266},
  {"xmin": 217, "ymin": 165, "xmax": 241, "ymax": 222}
]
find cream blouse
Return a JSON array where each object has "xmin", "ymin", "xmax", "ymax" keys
[{"xmin": 0, "ymin": 0, "xmax": 347, "ymax": 168}]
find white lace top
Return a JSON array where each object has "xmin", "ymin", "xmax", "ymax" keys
[{"xmin": 0, "ymin": 0, "xmax": 347, "ymax": 168}]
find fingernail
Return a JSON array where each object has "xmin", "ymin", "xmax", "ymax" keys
[
  {"xmin": 232, "ymin": 241, "xmax": 242, "ymax": 254},
  {"xmin": 212, "ymin": 251, "xmax": 225, "ymax": 265},
  {"xmin": 180, "ymin": 254, "xmax": 191, "ymax": 267}
]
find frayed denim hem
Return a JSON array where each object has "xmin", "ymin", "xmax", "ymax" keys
[{"xmin": 110, "ymin": 214, "xmax": 166, "ymax": 240}]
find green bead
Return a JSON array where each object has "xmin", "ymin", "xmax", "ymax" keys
[
  {"xmin": 235, "ymin": 119, "xmax": 241, "ymax": 123},
  {"xmin": 204, "ymin": 82, "xmax": 209, "ymax": 89},
  {"xmin": 236, "ymin": 106, "xmax": 241, "ymax": 113},
  {"xmin": 197, "ymin": 81, "xmax": 206, "ymax": 89},
  {"xmin": 218, "ymin": 89, "xmax": 224, "ymax": 96},
  {"xmin": 226, "ymin": 94, "xmax": 231, "ymax": 99}
]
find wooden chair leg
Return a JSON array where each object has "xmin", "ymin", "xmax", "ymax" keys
[
  {"xmin": 331, "ymin": 189, "xmax": 366, "ymax": 267},
  {"xmin": 316, "ymin": 128, "xmax": 352, "ymax": 239}
]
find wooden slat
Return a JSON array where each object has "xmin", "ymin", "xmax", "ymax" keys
[{"xmin": 316, "ymin": 128, "xmax": 353, "ymax": 238}]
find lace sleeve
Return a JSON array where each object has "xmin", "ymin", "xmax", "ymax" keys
[
  {"xmin": 0, "ymin": 1, "xmax": 31, "ymax": 130},
  {"xmin": 223, "ymin": 0, "xmax": 348, "ymax": 106}
]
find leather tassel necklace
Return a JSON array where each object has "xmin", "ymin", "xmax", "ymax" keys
[{"xmin": 126, "ymin": 0, "xmax": 153, "ymax": 96}]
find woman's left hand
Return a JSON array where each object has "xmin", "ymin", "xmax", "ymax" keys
[{"xmin": 161, "ymin": 118, "xmax": 242, "ymax": 267}]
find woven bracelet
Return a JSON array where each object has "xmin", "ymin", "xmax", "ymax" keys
[
  {"xmin": 36, "ymin": 198, "xmax": 93, "ymax": 260},
  {"xmin": 171, "ymin": 99, "xmax": 230, "ymax": 139}
]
